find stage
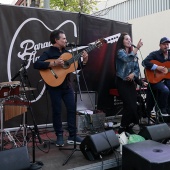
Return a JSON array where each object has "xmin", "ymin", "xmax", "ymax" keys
[
  {"xmin": 0, "ymin": 114, "xmax": 122, "ymax": 170},
  {"xmin": 1, "ymin": 114, "xmax": 170, "ymax": 170},
  {"xmin": 1, "ymin": 126, "xmax": 122, "ymax": 170},
  {"xmin": 29, "ymin": 131, "xmax": 121, "ymax": 170}
]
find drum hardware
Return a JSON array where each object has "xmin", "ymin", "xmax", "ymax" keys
[
  {"xmin": 4, "ymin": 130, "xmax": 18, "ymax": 148},
  {"xmin": 19, "ymin": 87, "xmax": 37, "ymax": 92},
  {"xmin": 0, "ymin": 81, "xmax": 30, "ymax": 150},
  {"xmin": 10, "ymin": 60, "xmax": 43, "ymax": 170},
  {"xmin": 0, "ymin": 100, "xmax": 5, "ymax": 150},
  {"xmin": 13, "ymin": 61, "xmax": 42, "ymax": 144},
  {"xmin": 19, "ymin": 94, "xmax": 27, "ymax": 101},
  {"xmin": 0, "ymin": 81, "xmax": 21, "ymax": 150},
  {"xmin": 14, "ymin": 111, "xmax": 29, "ymax": 146},
  {"xmin": 0, "ymin": 100, "xmax": 20, "ymax": 150},
  {"xmin": 3, "ymin": 98, "xmax": 30, "ymax": 146}
]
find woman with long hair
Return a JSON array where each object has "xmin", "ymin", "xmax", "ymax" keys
[{"xmin": 115, "ymin": 32, "xmax": 143, "ymax": 134}]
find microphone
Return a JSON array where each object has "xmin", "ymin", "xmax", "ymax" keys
[
  {"xmin": 131, "ymin": 43, "xmax": 137, "ymax": 48},
  {"xmin": 66, "ymin": 42, "xmax": 76, "ymax": 47}
]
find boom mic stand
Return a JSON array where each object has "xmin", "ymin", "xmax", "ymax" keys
[
  {"xmin": 11, "ymin": 60, "xmax": 43, "ymax": 169},
  {"xmin": 59, "ymin": 45, "xmax": 82, "ymax": 165},
  {"xmin": 135, "ymin": 54, "xmax": 156, "ymax": 126}
]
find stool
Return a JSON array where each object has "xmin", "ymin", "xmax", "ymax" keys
[
  {"xmin": 122, "ymin": 140, "xmax": 170, "ymax": 170},
  {"xmin": 109, "ymin": 88, "xmax": 119, "ymax": 96},
  {"xmin": 109, "ymin": 89, "xmax": 123, "ymax": 116}
]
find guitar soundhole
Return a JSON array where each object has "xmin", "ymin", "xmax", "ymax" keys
[{"xmin": 63, "ymin": 61, "xmax": 70, "ymax": 69}]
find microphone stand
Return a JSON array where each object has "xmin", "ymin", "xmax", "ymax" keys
[
  {"xmin": 12, "ymin": 60, "xmax": 43, "ymax": 169},
  {"xmin": 135, "ymin": 52, "xmax": 156, "ymax": 125},
  {"xmin": 11, "ymin": 61, "xmax": 27, "ymax": 81},
  {"xmin": 59, "ymin": 45, "xmax": 82, "ymax": 165}
]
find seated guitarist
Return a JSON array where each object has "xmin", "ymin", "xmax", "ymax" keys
[
  {"xmin": 34, "ymin": 30, "xmax": 88, "ymax": 147},
  {"xmin": 142, "ymin": 37, "xmax": 170, "ymax": 116}
]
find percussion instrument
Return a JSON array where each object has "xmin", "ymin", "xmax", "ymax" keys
[
  {"xmin": 0, "ymin": 81, "xmax": 34, "ymax": 150},
  {"xmin": 0, "ymin": 81, "xmax": 33, "ymax": 121},
  {"xmin": 4, "ymin": 99, "xmax": 29, "ymax": 121},
  {"xmin": 0, "ymin": 81, "xmax": 20, "ymax": 98}
]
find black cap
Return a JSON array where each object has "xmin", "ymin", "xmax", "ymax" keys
[{"xmin": 160, "ymin": 37, "xmax": 170, "ymax": 44}]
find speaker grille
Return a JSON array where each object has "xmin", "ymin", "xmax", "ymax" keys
[
  {"xmin": 139, "ymin": 123, "xmax": 170, "ymax": 141},
  {"xmin": 80, "ymin": 130, "xmax": 119, "ymax": 160},
  {"xmin": 0, "ymin": 146, "xmax": 30, "ymax": 170}
]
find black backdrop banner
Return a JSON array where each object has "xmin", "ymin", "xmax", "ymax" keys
[
  {"xmin": 0, "ymin": 5, "xmax": 131, "ymax": 128},
  {"xmin": 78, "ymin": 14, "xmax": 132, "ymax": 114}
]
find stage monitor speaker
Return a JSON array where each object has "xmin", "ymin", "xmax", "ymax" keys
[
  {"xmin": 80, "ymin": 130, "xmax": 119, "ymax": 161},
  {"xmin": 138, "ymin": 123, "xmax": 170, "ymax": 142},
  {"xmin": 0, "ymin": 146, "xmax": 30, "ymax": 170},
  {"xmin": 122, "ymin": 140, "xmax": 170, "ymax": 170}
]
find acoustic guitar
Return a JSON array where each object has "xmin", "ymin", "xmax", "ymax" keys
[
  {"xmin": 40, "ymin": 33, "xmax": 120, "ymax": 87},
  {"xmin": 145, "ymin": 60, "xmax": 170, "ymax": 83}
]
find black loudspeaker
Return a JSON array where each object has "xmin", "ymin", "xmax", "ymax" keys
[
  {"xmin": 0, "ymin": 146, "xmax": 30, "ymax": 170},
  {"xmin": 80, "ymin": 130, "xmax": 119, "ymax": 161},
  {"xmin": 138, "ymin": 123, "xmax": 170, "ymax": 142},
  {"xmin": 122, "ymin": 140, "xmax": 170, "ymax": 170}
]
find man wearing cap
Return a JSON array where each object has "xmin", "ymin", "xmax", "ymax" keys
[{"xmin": 142, "ymin": 37, "xmax": 170, "ymax": 117}]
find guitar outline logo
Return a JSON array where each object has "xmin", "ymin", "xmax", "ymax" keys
[
  {"xmin": 7, "ymin": 18, "xmax": 120, "ymax": 102},
  {"xmin": 7, "ymin": 18, "xmax": 78, "ymax": 103}
]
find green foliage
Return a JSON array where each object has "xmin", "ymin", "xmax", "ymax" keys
[{"xmin": 50, "ymin": 0, "xmax": 98, "ymax": 14}]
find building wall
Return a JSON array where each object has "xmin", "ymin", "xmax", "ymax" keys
[
  {"xmin": 128, "ymin": 10, "xmax": 170, "ymax": 77},
  {"xmin": 93, "ymin": 0, "xmax": 170, "ymax": 23},
  {"xmin": 93, "ymin": 0, "xmax": 170, "ymax": 78}
]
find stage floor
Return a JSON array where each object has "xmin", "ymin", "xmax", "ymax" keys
[
  {"xmin": 28, "ymin": 131, "xmax": 121, "ymax": 170},
  {"xmin": 2, "ymin": 124, "xmax": 122, "ymax": 170},
  {"xmin": 2, "ymin": 113, "xmax": 169, "ymax": 170}
]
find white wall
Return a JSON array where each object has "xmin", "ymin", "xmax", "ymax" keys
[{"xmin": 128, "ymin": 10, "xmax": 170, "ymax": 77}]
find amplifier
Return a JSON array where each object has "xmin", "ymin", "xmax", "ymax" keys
[{"xmin": 76, "ymin": 111, "xmax": 105, "ymax": 132}]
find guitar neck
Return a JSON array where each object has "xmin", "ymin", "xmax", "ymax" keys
[{"xmin": 69, "ymin": 44, "xmax": 97, "ymax": 64}]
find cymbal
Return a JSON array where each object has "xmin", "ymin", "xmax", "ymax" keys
[{"xmin": 19, "ymin": 87, "xmax": 36, "ymax": 91}]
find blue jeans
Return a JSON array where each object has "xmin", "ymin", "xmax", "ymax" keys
[
  {"xmin": 149, "ymin": 80, "xmax": 170, "ymax": 110},
  {"xmin": 48, "ymin": 86, "xmax": 76, "ymax": 136}
]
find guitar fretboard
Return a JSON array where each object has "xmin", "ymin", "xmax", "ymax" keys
[{"xmin": 67, "ymin": 43, "xmax": 97, "ymax": 65}]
